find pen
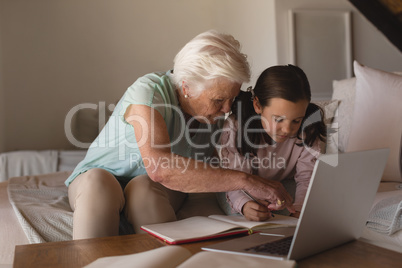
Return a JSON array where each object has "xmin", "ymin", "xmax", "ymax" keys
[{"xmin": 241, "ymin": 190, "xmax": 275, "ymax": 217}]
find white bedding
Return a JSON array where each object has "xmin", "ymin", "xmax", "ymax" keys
[
  {"xmin": 359, "ymin": 183, "xmax": 402, "ymax": 253},
  {"xmin": 366, "ymin": 191, "xmax": 402, "ymax": 235},
  {"xmin": 0, "ymin": 150, "xmax": 58, "ymax": 182},
  {"xmin": 0, "ymin": 150, "xmax": 87, "ymax": 182},
  {"xmin": 0, "ymin": 181, "xmax": 28, "ymax": 265},
  {"xmin": 360, "ymin": 227, "xmax": 402, "ymax": 253},
  {"xmin": 0, "ymin": 150, "xmax": 86, "ymax": 265},
  {"xmin": 7, "ymin": 172, "xmax": 74, "ymax": 243}
]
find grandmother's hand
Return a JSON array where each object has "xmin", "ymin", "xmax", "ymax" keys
[{"xmin": 245, "ymin": 175, "xmax": 295, "ymax": 213}]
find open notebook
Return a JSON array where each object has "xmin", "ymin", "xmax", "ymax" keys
[
  {"xmin": 141, "ymin": 214, "xmax": 298, "ymax": 244},
  {"xmin": 84, "ymin": 245, "xmax": 296, "ymax": 268}
]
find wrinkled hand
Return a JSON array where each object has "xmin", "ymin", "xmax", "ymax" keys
[
  {"xmin": 246, "ymin": 175, "xmax": 295, "ymax": 213},
  {"xmin": 242, "ymin": 200, "xmax": 272, "ymax": 221}
]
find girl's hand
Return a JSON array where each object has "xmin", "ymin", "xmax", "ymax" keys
[
  {"xmin": 242, "ymin": 200, "xmax": 272, "ymax": 221},
  {"xmin": 246, "ymin": 175, "xmax": 295, "ymax": 213}
]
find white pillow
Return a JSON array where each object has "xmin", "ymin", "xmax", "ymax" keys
[{"xmin": 346, "ymin": 61, "xmax": 402, "ymax": 182}]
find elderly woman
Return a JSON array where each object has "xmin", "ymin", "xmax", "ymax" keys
[{"xmin": 65, "ymin": 30, "xmax": 295, "ymax": 239}]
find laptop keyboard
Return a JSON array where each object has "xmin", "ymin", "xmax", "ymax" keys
[{"xmin": 245, "ymin": 236, "xmax": 293, "ymax": 256}]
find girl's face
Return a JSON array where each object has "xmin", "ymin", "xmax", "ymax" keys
[{"xmin": 253, "ymin": 97, "xmax": 309, "ymax": 143}]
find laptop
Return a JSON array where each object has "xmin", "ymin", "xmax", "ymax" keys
[{"xmin": 203, "ymin": 148, "xmax": 389, "ymax": 261}]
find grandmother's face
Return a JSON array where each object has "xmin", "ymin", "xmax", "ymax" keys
[{"xmin": 187, "ymin": 78, "xmax": 241, "ymax": 124}]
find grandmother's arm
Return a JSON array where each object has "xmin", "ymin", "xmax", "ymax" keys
[{"xmin": 125, "ymin": 104, "xmax": 295, "ymax": 212}]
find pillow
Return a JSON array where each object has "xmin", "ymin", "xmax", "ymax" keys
[
  {"xmin": 331, "ymin": 77, "xmax": 356, "ymax": 153},
  {"xmin": 312, "ymin": 100, "xmax": 340, "ymax": 154},
  {"xmin": 346, "ymin": 61, "xmax": 402, "ymax": 182},
  {"xmin": 312, "ymin": 99, "xmax": 339, "ymax": 125}
]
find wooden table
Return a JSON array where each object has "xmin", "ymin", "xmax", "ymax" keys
[{"xmin": 14, "ymin": 234, "xmax": 401, "ymax": 267}]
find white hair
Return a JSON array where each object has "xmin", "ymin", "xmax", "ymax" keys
[{"xmin": 171, "ymin": 30, "xmax": 250, "ymax": 95}]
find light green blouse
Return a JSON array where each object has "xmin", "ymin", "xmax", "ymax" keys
[{"xmin": 65, "ymin": 71, "xmax": 223, "ymax": 186}]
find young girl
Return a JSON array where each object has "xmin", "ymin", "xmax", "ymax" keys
[{"xmin": 219, "ymin": 64, "xmax": 326, "ymax": 221}]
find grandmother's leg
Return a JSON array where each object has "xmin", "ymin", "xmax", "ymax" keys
[
  {"xmin": 68, "ymin": 168, "xmax": 125, "ymax": 239},
  {"xmin": 123, "ymin": 174, "xmax": 187, "ymax": 233}
]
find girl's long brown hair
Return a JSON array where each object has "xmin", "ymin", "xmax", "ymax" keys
[{"xmin": 232, "ymin": 65, "xmax": 326, "ymax": 156}]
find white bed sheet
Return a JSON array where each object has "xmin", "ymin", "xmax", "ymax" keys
[
  {"xmin": 0, "ymin": 150, "xmax": 86, "ymax": 265},
  {"xmin": 0, "ymin": 181, "xmax": 29, "ymax": 265}
]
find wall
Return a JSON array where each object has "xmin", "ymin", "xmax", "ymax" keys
[
  {"xmin": 275, "ymin": 0, "xmax": 402, "ymax": 99},
  {"xmin": 0, "ymin": 0, "xmax": 277, "ymax": 152},
  {"xmin": 0, "ymin": 0, "xmax": 216, "ymax": 151},
  {"xmin": 214, "ymin": 0, "xmax": 278, "ymax": 85},
  {"xmin": 0, "ymin": 0, "xmax": 5, "ymax": 152},
  {"xmin": 1, "ymin": 0, "xmax": 401, "ymax": 152}
]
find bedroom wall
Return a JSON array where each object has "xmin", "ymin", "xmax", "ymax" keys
[
  {"xmin": 214, "ymin": 0, "xmax": 278, "ymax": 85},
  {"xmin": 275, "ymin": 0, "xmax": 402, "ymax": 100},
  {"xmin": 0, "ymin": 0, "xmax": 218, "ymax": 152},
  {"xmin": 0, "ymin": 0, "xmax": 401, "ymax": 152},
  {"xmin": 0, "ymin": 0, "xmax": 277, "ymax": 152}
]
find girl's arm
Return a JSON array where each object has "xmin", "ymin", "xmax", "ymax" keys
[
  {"xmin": 125, "ymin": 104, "xmax": 295, "ymax": 212},
  {"xmin": 219, "ymin": 117, "xmax": 256, "ymax": 213},
  {"xmin": 293, "ymin": 141, "xmax": 321, "ymax": 211},
  {"xmin": 220, "ymin": 116, "xmax": 284, "ymax": 219}
]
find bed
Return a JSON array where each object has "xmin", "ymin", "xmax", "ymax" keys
[
  {"xmin": 0, "ymin": 150, "xmax": 86, "ymax": 264},
  {"xmin": 0, "ymin": 151, "xmax": 224, "ymax": 265},
  {"xmin": 1, "ymin": 61, "xmax": 401, "ymax": 266}
]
